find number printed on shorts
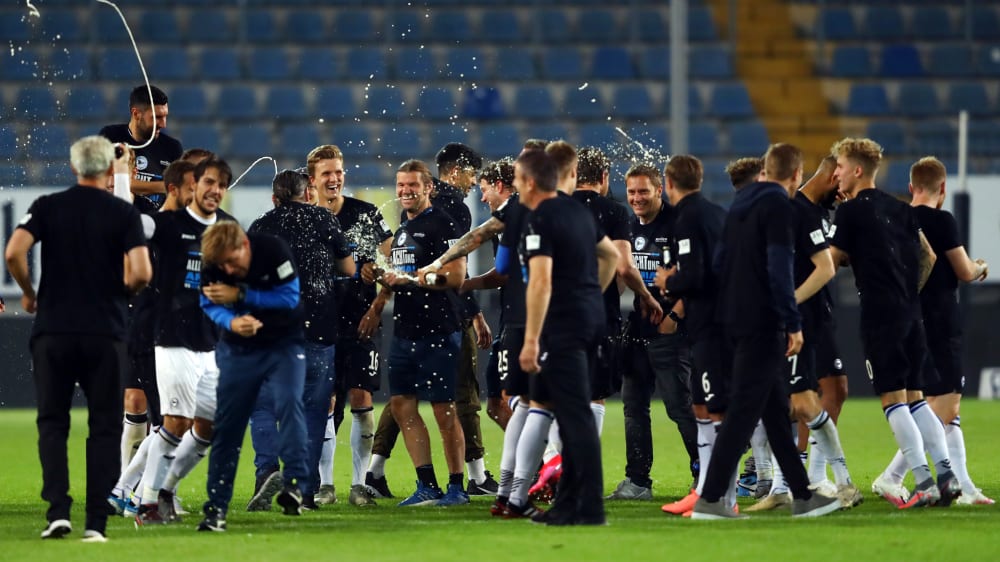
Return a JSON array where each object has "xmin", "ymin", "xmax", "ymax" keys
[
  {"xmin": 498, "ymin": 349, "xmax": 509, "ymax": 381},
  {"xmin": 865, "ymin": 359, "xmax": 874, "ymax": 381},
  {"xmin": 788, "ymin": 354, "xmax": 798, "ymax": 376},
  {"xmin": 368, "ymin": 350, "xmax": 380, "ymax": 375},
  {"xmin": 701, "ymin": 371, "xmax": 714, "ymax": 402}
]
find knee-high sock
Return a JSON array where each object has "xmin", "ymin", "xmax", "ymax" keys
[
  {"xmin": 121, "ymin": 411, "xmax": 148, "ymax": 471},
  {"xmin": 884, "ymin": 403, "xmax": 932, "ymax": 484},
  {"xmin": 693, "ymin": 418, "xmax": 715, "ymax": 495},
  {"xmin": 498, "ymin": 398, "xmax": 529, "ymax": 498},
  {"xmin": 510, "ymin": 408, "xmax": 554, "ymax": 507},
  {"xmin": 114, "ymin": 431, "xmax": 155, "ymax": 498},
  {"xmin": 139, "ymin": 428, "xmax": 181, "ymax": 504},
  {"xmin": 750, "ymin": 420, "xmax": 773, "ymax": 481},
  {"xmin": 808, "ymin": 410, "xmax": 851, "ymax": 486},
  {"xmin": 723, "ymin": 463, "xmax": 740, "ymax": 510},
  {"xmin": 909, "ymin": 400, "xmax": 952, "ymax": 477},
  {"xmin": 882, "ymin": 449, "xmax": 909, "ymax": 485},
  {"xmin": 543, "ymin": 419, "xmax": 562, "ymax": 463},
  {"xmin": 351, "ymin": 407, "xmax": 375, "ymax": 487},
  {"xmin": 590, "ymin": 402, "xmax": 606, "ymax": 438},
  {"xmin": 770, "ymin": 451, "xmax": 788, "ymax": 495},
  {"xmin": 162, "ymin": 428, "xmax": 211, "ymax": 493},
  {"xmin": 807, "ymin": 437, "xmax": 826, "ymax": 484},
  {"xmin": 320, "ymin": 413, "xmax": 335, "ymax": 486},
  {"xmin": 945, "ymin": 417, "xmax": 976, "ymax": 494}
]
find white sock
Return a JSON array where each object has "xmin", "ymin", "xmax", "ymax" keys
[
  {"xmin": 590, "ymin": 402, "xmax": 606, "ymax": 437},
  {"xmin": 807, "ymin": 410, "xmax": 851, "ymax": 486},
  {"xmin": 499, "ymin": 398, "xmax": 529, "ymax": 498},
  {"xmin": 369, "ymin": 454, "xmax": 387, "ymax": 479},
  {"xmin": 351, "ymin": 408, "xmax": 374, "ymax": 487},
  {"xmin": 807, "ymin": 437, "xmax": 827, "ymax": 484},
  {"xmin": 884, "ymin": 403, "xmax": 932, "ymax": 484},
  {"xmin": 139, "ymin": 428, "xmax": 181, "ymax": 504},
  {"xmin": 162, "ymin": 428, "xmax": 210, "ymax": 493},
  {"xmin": 114, "ymin": 431, "xmax": 155, "ymax": 498},
  {"xmin": 883, "ymin": 449, "xmax": 909, "ymax": 485},
  {"xmin": 467, "ymin": 457, "xmax": 486, "ymax": 485},
  {"xmin": 510, "ymin": 408, "xmax": 554, "ymax": 507},
  {"xmin": 723, "ymin": 463, "xmax": 740, "ymax": 510},
  {"xmin": 694, "ymin": 418, "xmax": 715, "ymax": 495},
  {"xmin": 543, "ymin": 419, "xmax": 562, "ymax": 463},
  {"xmin": 945, "ymin": 418, "xmax": 976, "ymax": 494},
  {"xmin": 770, "ymin": 451, "xmax": 789, "ymax": 495},
  {"xmin": 320, "ymin": 413, "xmax": 336, "ymax": 486},
  {"xmin": 121, "ymin": 411, "xmax": 148, "ymax": 471},
  {"xmin": 750, "ymin": 420, "xmax": 773, "ymax": 480},
  {"xmin": 909, "ymin": 400, "xmax": 952, "ymax": 477}
]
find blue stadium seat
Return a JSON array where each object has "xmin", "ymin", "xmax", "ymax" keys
[
  {"xmin": 612, "ymin": 85, "xmax": 656, "ymax": 120},
  {"xmin": 249, "ymin": 47, "xmax": 293, "ymax": 81},
  {"xmin": 525, "ymin": 124, "xmax": 571, "ymax": 144},
  {"xmin": 688, "ymin": 7, "xmax": 718, "ymax": 41},
  {"xmin": 865, "ymin": 121, "xmax": 906, "ymax": 155},
  {"xmin": 149, "ymin": 47, "xmax": 189, "ymax": 81},
  {"xmin": 688, "ymin": 122, "xmax": 719, "ymax": 156},
  {"xmin": 977, "ymin": 44, "xmax": 1000, "ymax": 76},
  {"xmin": 169, "ymin": 86, "xmax": 210, "ymax": 119},
  {"xmin": 829, "ymin": 45, "xmax": 872, "ymax": 77},
  {"xmin": 881, "ymin": 161, "xmax": 913, "ymax": 195},
  {"xmin": 65, "ymin": 85, "xmax": 108, "ymax": 121},
  {"xmin": 538, "ymin": 10, "xmax": 572, "ymax": 44},
  {"xmin": 27, "ymin": 125, "xmax": 71, "ymax": 160},
  {"xmin": 186, "ymin": 9, "xmax": 234, "ymax": 43},
  {"xmin": 896, "ymin": 82, "xmax": 940, "ymax": 118},
  {"xmin": 279, "ymin": 124, "xmax": 322, "ymax": 160},
  {"xmin": 140, "ymin": 9, "xmax": 180, "ymax": 43},
  {"xmin": 818, "ymin": 8, "xmax": 858, "ymax": 40},
  {"xmin": 911, "ymin": 120, "xmax": 955, "ymax": 157},
  {"xmin": 175, "ymin": 124, "xmax": 221, "ymax": 153},
  {"xmin": 462, "ymin": 87, "xmax": 505, "ymax": 120},
  {"xmin": 299, "ymin": 48, "xmax": 340, "ymax": 80},
  {"xmin": 927, "ymin": 44, "xmax": 974, "ymax": 77},
  {"xmin": 638, "ymin": 47, "xmax": 669, "ymax": 79},
  {"xmin": 347, "ymin": 161, "xmax": 388, "ymax": 188},
  {"xmin": 863, "ymin": 6, "xmax": 905, "ymax": 41},
  {"xmin": 95, "ymin": 9, "xmax": 130, "ymax": 43},
  {"xmin": 578, "ymin": 10, "xmax": 620, "ymax": 43},
  {"xmin": 416, "ymin": 87, "xmax": 456, "ymax": 120},
  {"xmin": 563, "ymin": 86, "xmax": 606, "ymax": 120},
  {"xmin": 333, "ymin": 10, "xmax": 377, "ymax": 43},
  {"xmin": 479, "ymin": 10, "xmax": 522, "ymax": 43},
  {"xmin": 95, "ymin": 47, "xmax": 141, "ymax": 80},
  {"xmin": 0, "ymin": 12, "xmax": 33, "ymax": 42},
  {"xmin": 365, "ymin": 86, "xmax": 408, "ymax": 120},
  {"xmin": 39, "ymin": 163, "xmax": 75, "ymax": 187},
  {"xmin": 591, "ymin": 47, "xmax": 634, "ymax": 80},
  {"xmin": 215, "ymin": 86, "xmax": 257, "ymax": 120},
  {"xmin": 663, "ymin": 85, "xmax": 705, "ymax": 117},
  {"xmin": 542, "ymin": 48, "xmax": 584, "ymax": 80},
  {"xmin": 386, "ymin": 11, "xmax": 425, "ymax": 43},
  {"xmin": 1, "ymin": 48, "xmax": 41, "ymax": 80},
  {"xmin": 972, "ymin": 7, "xmax": 1000, "ymax": 40},
  {"xmin": 690, "ymin": 46, "xmax": 733, "ymax": 79},
  {"xmin": 346, "ymin": 48, "xmax": 388, "ymax": 79},
  {"xmin": 199, "ymin": 47, "xmax": 242, "ymax": 81},
  {"xmin": 14, "ymin": 86, "xmax": 59, "ymax": 120},
  {"xmin": 946, "ymin": 83, "xmax": 993, "ymax": 116},
  {"xmin": 846, "ymin": 84, "xmax": 890, "ymax": 116},
  {"xmin": 709, "ymin": 83, "xmax": 754, "ymax": 119},
  {"xmin": 380, "ymin": 124, "xmax": 424, "ymax": 158},
  {"xmin": 0, "ymin": 126, "xmax": 19, "ymax": 160},
  {"xmin": 637, "ymin": 9, "xmax": 667, "ymax": 42},
  {"xmin": 628, "ymin": 124, "xmax": 669, "ymax": 155},
  {"xmin": 40, "ymin": 10, "xmax": 83, "ymax": 43},
  {"xmin": 969, "ymin": 120, "xmax": 1000, "ymax": 156},
  {"xmin": 265, "ymin": 86, "xmax": 309, "ymax": 119},
  {"xmin": 577, "ymin": 123, "xmax": 618, "ymax": 148},
  {"xmin": 315, "ymin": 86, "xmax": 356, "ymax": 121},
  {"xmin": 513, "ymin": 86, "xmax": 556, "ymax": 119},
  {"xmin": 0, "ymin": 163, "xmax": 28, "ymax": 186},
  {"xmin": 444, "ymin": 47, "xmax": 486, "ymax": 80},
  {"xmin": 429, "ymin": 11, "xmax": 473, "ymax": 43},
  {"xmin": 49, "ymin": 49, "xmax": 91, "ymax": 81},
  {"xmin": 395, "ymin": 47, "xmax": 437, "ymax": 81},
  {"xmin": 226, "ymin": 124, "xmax": 274, "ymax": 159},
  {"xmin": 477, "ymin": 124, "xmax": 521, "ymax": 159},
  {"xmin": 912, "ymin": 7, "xmax": 957, "ymax": 40},
  {"xmin": 879, "ymin": 44, "xmax": 924, "ymax": 78},
  {"xmin": 286, "ymin": 10, "xmax": 326, "ymax": 44},
  {"xmin": 727, "ymin": 121, "xmax": 769, "ymax": 155},
  {"xmin": 245, "ymin": 9, "xmax": 280, "ymax": 43},
  {"xmin": 493, "ymin": 48, "xmax": 535, "ymax": 80},
  {"xmin": 429, "ymin": 125, "xmax": 471, "ymax": 154},
  {"xmin": 330, "ymin": 123, "xmax": 373, "ymax": 152}
]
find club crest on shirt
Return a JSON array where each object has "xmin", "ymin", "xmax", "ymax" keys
[
  {"xmin": 397, "ymin": 232, "xmax": 407, "ymax": 245},
  {"xmin": 136, "ymin": 155, "xmax": 148, "ymax": 171},
  {"xmin": 634, "ymin": 236, "xmax": 647, "ymax": 251}
]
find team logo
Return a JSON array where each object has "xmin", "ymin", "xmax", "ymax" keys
[
  {"xmin": 170, "ymin": 397, "xmax": 179, "ymax": 409},
  {"xmin": 834, "ymin": 358, "xmax": 843, "ymax": 371},
  {"xmin": 634, "ymin": 236, "xmax": 647, "ymax": 251},
  {"xmin": 821, "ymin": 218, "xmax": 832, "ymax": 236},
  {"xmin": 397, "ymin": 232, "xmax": 407, "ymax": 245},
  {"xmin": 136, "ymin": 155, "xmax": 148, "ymax": 171}
]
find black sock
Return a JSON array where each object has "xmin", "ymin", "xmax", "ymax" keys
[
  {"xmin": 416, "ymin": 465, "xmax": 439, "ymax": 490},
  {"xmin": 449, "ymin": 473, "xmax": 463, "ymax": 487}
]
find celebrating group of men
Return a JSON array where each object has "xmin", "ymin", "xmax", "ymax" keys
[{"xmin": 4, "ymin": 83, "xmax": 992, "ymax": 541}]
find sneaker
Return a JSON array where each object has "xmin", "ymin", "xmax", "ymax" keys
[
  {"xmin": 40, "ymin": 519, "xmax": 72, "ymax": 539},
  {"xmin": 173, "ymin": 495, "xmax": 189, "ymax": 516},
  {"xmin": 745, "ymin": 491, "xmax": 792, "ymax": 512},
  {"xmin": 437, "ymin": 483, "xmax": 470, "ymax": 506},
  {"xmin": 366, "ymin": 472, "xmax": 394, "ymax": 499},
  {"xmin": 791, "ymin": 491, "xmax": 842, "ymax": 518},
  {"xmin": 662, "ymin": 490, "xmax": 699, "ymax": 515},
  {"xmin": 897, "ymin": 479, "xmax": 941, "ymax": 509},
  {"xmin": 691, "ymin": 498, "xmax": 749, "ymax": 520},
  {"xmin": 397, "ymin": 481, "xmax": 444, "ymax": 507},
  {"xmin": 935, "ymin": 473, "xmax": 962, "ymax": 507},
  {"xmin": 504, "ymin": 501, "xmax": 544, "ymax": 519},
  {"xmin": 490, "ymin": 497, "xmax": 509, "ymax": 517},
  {"xmin": 135, "ymin": 503, "xmax": 166, "ymax": 526},
  {"xmin": 107, "ymin": 493, "xmax": 129, "ymax": 516},
  {"xmin": 276, "ymin": 486, "xmax": 304, "ymax": 516},
  {"xmin": 835, "ymin": 483, "xmax": 864, "ymax": 508},
  {"xmin": 528, "ymin": 481, "xmax": 555, "ymax": 505},
  {"xmin": 197, "ymin": 511, "xmax": 227, "ymax": 532},
  {"xmin": 247, "ymin": 470, "xmax": 283, "ymax": 512},
  {"xmin": 754, "ymin": 479, "xmax": 773, "ymax": 499},
  {"xmin": 736, "ymin": 473, "xmax": 757, "ymax": 497},
  {"xmin": 81, "ymin": 530, "xmax": 107, "ymax": 543},
  {"xmin": 467, "ymin": 471, "xmax": 500, "ymax": 496},
  {"xmin": 315, "ymin": 484, "xmax": 338, "ymax": 505},
  {"xmin": 157, "ymin": 490, "xmax": 182, "ymax": 523},
  {"xmin": 348, "ymin": 484, "xmax": 377, "ymax": 507},
  {"xmin": 123, "ymin": 500, "xmax": 139, "ymax": 518},
  {"xmin": 956, "ymin": 488, "xmax": 995, "ymax": 506},
  {"xmin": 871, "ymin": 473, "xmax": 909, "ymax": 505},
  {"xmin": 606, "ymin": 478, "xmax": 653, "ymax": 500}
]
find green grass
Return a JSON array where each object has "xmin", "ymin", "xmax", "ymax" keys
[{"xmin": 1, "ymin": 399, "xmax": 999, "ymax": 561}]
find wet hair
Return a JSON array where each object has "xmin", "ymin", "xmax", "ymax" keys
[
  {"xmin": 397, "ymin": 159, "xmax": 434, "ymax": 187},
  {"xmin": 522, "ymin": 139, "xmax": 549, "ymax": 151},
  {"xmin": 435, "ymin": 142, "xmax": 483, "ymax": 174},
  {"xmin": 577, "ymin": 146, "xmax": 611, "ymax": 185},
  {"xmin": 909, "ymin": 156, "xmax": 947, "ymax": 192},
  {"xmin": 129, "ymin": 85, "xmax": 168, "ymax": 109},
  {"xmin": 193, "ymin": 156, "xmax": 233, "ymax": 187},
  {"xmin": 724, "ymin": 157, "xmax": 763, "ymax": 190},
  {"xmin": 201, "ymin": 221, "xmax": 245, "ymax": 267},
  {"xmin": 517, "ymin": 149, "xmax": 558, "ymax": 192},
  {"xmin": 625, "ymin": 164, "xmax": 662, "ymax": 190},
  {"xmin": 479, "ymin": 157, "xmax": 515, "ymax": 190},
  {"xmin": 664, "ymin": 155, "xmax": 703, "ymax": 191},
  {"xmin": 306, "ymin": 144, "xmax": 344, "ymax": 177},
  {"xmin": 272, "ymin": 169, "xmax": 309, "ymax": 203},
  {"xmin": 830, "ymin": 137, "xmax": 883, "ymax": 179},
  {"xmin": 763, "ymin": 143, "xmax": 803, "ymax": 183}
]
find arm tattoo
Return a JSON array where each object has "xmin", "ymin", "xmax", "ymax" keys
[
  {"xmin": 439, "ymin": 217, "xmax": 504, "ymax": 266},
  {"xmin": 918, "ymin": 249, "xmax": 934, "ymax": 291}
]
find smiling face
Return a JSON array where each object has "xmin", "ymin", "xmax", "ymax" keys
[
  {"xmin": 479, "ymin": 179, "xmax": 507, "ymax": 212},
  {"xmin": 626, "ymin": 174, "xmax": 662, "ymax": 222},
  {"xmin": 218, "ymin": 238, "xmax": 251, "ymax": 279},
  {"xmin": 396, "ymin": 171, "xmax": 432, "ymax": 216},
  {"xmin": 190, "ymin": 166, "xmax": 228, "ymax": 218},
  {"xmin": 132, "ymin": 104, "xmax": 168, "ymax": 140},
  {"xmin": 311, "ymin": 158, "xmax": 345, "ymax": 204}
]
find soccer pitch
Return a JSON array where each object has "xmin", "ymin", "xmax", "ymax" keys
[{"xmin": 1, "ymin": 398, "xmax": 998, "ymax": 561}]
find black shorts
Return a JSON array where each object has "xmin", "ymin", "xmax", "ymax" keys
[
  {"xmin": 127, "ymin": 346, "xmax": 162, "ymax": 427},
  {"xmin": 334, "ymin": 336, "xmax": 381, "ymax": 394},
  {"xmin": 786, "ymin": 341, "xmax": 819, "ymax": 395},
  {"xmin": 690, "ymin": 333, "xmax": 730, "ymax": 414},
  {"xmin": 813, "ymin": 320, "xmax": 846, "ymax": 379},
  {"xmin": 589, "ymin": 326, "xmax": 621, "ymax": 401},
  {"xmin": 922, "ymin": 332, "xmax": 964, "ymax": 396},
  {"xmin": 388, "ymin": 332, "xmax": 461, "ymax": 402},
  {"xmin": 500, "ymin": 326, "xmax": 530, "ymax": 398},
  {"xmin": 484, "ymin": 336, "xmax": 503, "ymax": 399},
  {"xmin": 861, "ymin": 316, "xmax": 926, "ymax": 395},
  {"xmin": 529, "ymin": 335, "xmax": 591, "ymax": 405}
]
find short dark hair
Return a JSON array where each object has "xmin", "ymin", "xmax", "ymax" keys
[
  {"xmin": 764, "ymin": 143, "xmax": 803, "ymax": 183},
  {"xmin": 272, "ymin": 169, "xmax": 309, "ymax": 203},
  {"xmin": 517, "ymin": 149, "xmax": 558, "ymax": 193},
  {"xmin": 163, "ymin": 160, "xmax": 196, "ymax": 192},
  {"xmin": 664, "ymin": 155, "xmax": 703, "ymax": 191},
  {"xmin": 180, "ymin": 148, "xmax": 214, "ymax": 163},
  {"xmin": 576, "ymin": 146, "xmax": 611, "ymax": 185},
  {"xmin": 724, "ymin": 157, "xmax": 763, "ymax": 190},
  {"xmin": 625, "ymin": 164, "xmax": 662, "ymax": 190},
  {"xmin": 435, "ymin": 142, "xmax": 483, "ymax": 173},
  {"xmin": 522, "ymin": 139, "xmax": 549, "ymax": 151},
  {"xmin": 129, "ymin": 85, "xmax": 168, "ymax": 109},
  {"xmin": 479, "ymin": 157, "xmax": 515, "ymax": 190},
  {"xmin": 194, "ymin": 156, "xmax": 233, "ymax": 187}
]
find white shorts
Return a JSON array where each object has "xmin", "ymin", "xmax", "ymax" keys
[{"xmin": 155, "ymin": 346, "xmax": 219, "ymax": 420}]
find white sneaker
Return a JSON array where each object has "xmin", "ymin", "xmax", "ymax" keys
[
  {"xmin": 81, "ymin": 530, "xmax": 107, "ymax": 543},
  {"xmin": 956, "ymin": 488, "xmax": 995, "ymax": 506},
  {"xmin": 810, "ymin": 479, "xmax": 838, "ymax": 497},
  {"xmin": 41, "ymin": 519, "xmax": 72, "ymax": 539},
  {"xmin": 836, "ymin": 483, "xmax": 864, "ymax": 508},
  {"xmin": 871, "ymin": 474, "xmax": 909, "ymax": 504}
]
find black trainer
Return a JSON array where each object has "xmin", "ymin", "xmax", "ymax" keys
[
  {"xmin": 157, "ymin": 489, "xmax": 182, "ymax": 523},
  {"xmin": 40, "ymin": 519, "xmax": 72, "ymax": 539},
  {"xmin": 936, "ymin": 471, "xmax": 962, "ymax": 507},
  {"xmin": 197, "ymin": 506, "xmax": 226, "ymax": 532},
  {"xmin": 365, "ymin": 472, "xmax": 394, "ymax": 499},
  {"xmin": 276, "ymin": 485, "xmax": 303, "ymax": 516},
  {"xmin": 467, "ymin": 471, "xmax": 500, "ymax": 496}
]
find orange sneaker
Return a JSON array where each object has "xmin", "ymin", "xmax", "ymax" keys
[{"xmin": 662, "ymin": 490, "xmax": 699, "ymax": 515}]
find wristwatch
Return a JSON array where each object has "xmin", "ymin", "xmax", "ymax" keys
[
  {"xmin": 237, "ymin": 283, "xmax": 248, "ymax": 303},
  {"xmin": 666, "ymin": 310, "xmax": 683, "ymax": 324}
]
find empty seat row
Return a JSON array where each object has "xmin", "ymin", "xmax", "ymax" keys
[
  {"xmin": 864, "ymin": 119, "xmax": 1000, "ymax": 159},
  {"xmin": 827, "ymin": 43, "xmax": 1000, "ymax": 78},
  {"xmin": 815, "ymin": 5, "xmax": 1000, "ymax": 41},
  {"xmin": 844, "ymin": 82, "xmax": 998, "ymax": 118}
]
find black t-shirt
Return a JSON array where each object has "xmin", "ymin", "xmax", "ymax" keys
[
  {"xmin": 249, "ymin": 201, "xmax": 352, "ymax": 344},
  {"xmin": 494, "ymin": 194, "xmax": 529, "ymax": 327},
  {"xmin": 127, "ymin": 194, "xmax": 164, "ymax": 350},
  {"xmin": 149, "ymin": 208, "xmax": 234, "ymax": 351},
  {"xmin": 425, "ymin": 179, "xmax": 480, "ymax": 320},
  {"xmin": 913, "ymin": 206, "xmax": 961, "ymax": 297},
  {"xmin": 390, "ymin": 206, "xmax": 463, "ymax": 339},
  {"xmin": 519, "ymin": 194, "xmax": 604, "ymax": 338},
  {"xmin": 792, "ymin": 192, "xmax": 834, "ymax": 331},
  {"xmin": 831, "ymin": 188, "xmax": 922, "ymax": 323},
  {"xmin": 202, "ymin": 233, "xmax": 305, "ymax": 347},
  {"xmin": 99, "ymin": 124, "xmax": 183, "ymax": 208},
  {"xmin": 334, "ymin": 197, "xmax": 394, "ymax": 337},
  {"xmin": 18, "ymin": 185, "xmax": 146, "ymax": 340},
  {"xmin": 572, "ymin": 190, "xmax": 632, "ymax": 326},
  {"xmin": 629, "ymin": 204, "xmax": 676, "ymax": 338}
]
